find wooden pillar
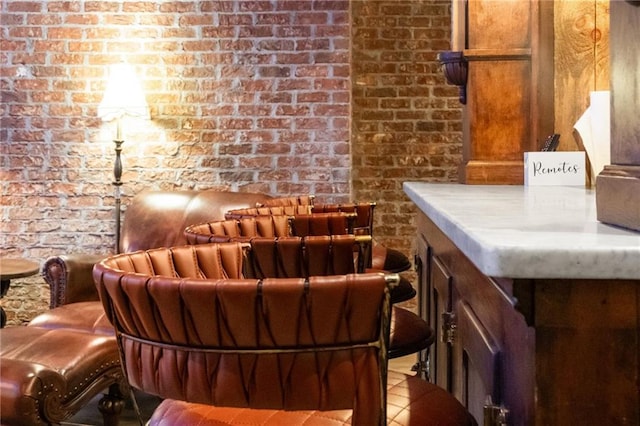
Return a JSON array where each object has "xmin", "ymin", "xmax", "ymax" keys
[
  {"xmin": 596, "ymin": 1, "xmax": 640, "ymax": 231},
  {"xmin": 457, "ymin": 1, "xmax": 554, "ymax": 184}
]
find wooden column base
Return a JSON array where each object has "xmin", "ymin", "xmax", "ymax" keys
[
  {"xmin": 596, "ymin": 165, "xmax": 640, "ymax": 232},
  {"xmin": 459, "ymin": 160, "xmax": 524, "ymax": 185}
]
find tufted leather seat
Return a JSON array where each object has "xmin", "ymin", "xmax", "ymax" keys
[
  {"xmin": 0, "ymin": 327, "xmax": 123, "ymax": 425},
  {"xmin": 93, "ymin": 246, "xmax": 476, "ymax": 426}
]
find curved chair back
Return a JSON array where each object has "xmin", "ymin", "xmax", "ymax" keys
[
  {"xmin": 225, "ymin": 204, "xmax": 311, "ymax": 219},
  {"xmin": 93, "ymin": 245, "xmax": 395, "ymax": 426},
  {"xmin": 249, "ymin": 195, "xmax": 375, "ymax": 237},
  {"xmin": 245, "ymin": 235, "xmax": 371, "ymax": 278},
  {"xmin": 258, "ymin": 194, "xmax": 316, "ymax": 208},
  {"xmin": 185, "ymin": 213, "xmax": 372, "ymax": 277},
  {"xmin": 244, "ymin": 196, "xmax": 412, "ymax": 275},
  {"xmin": 185, "ymin": 215, "xmax": 292, "ymax": 244}
]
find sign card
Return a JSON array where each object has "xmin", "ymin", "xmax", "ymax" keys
[{"xmin": 524, "ymin": 152, "xmax": 586, "ymax": 186}]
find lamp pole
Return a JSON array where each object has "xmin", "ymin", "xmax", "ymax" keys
[
  {"xmin": 98, "ymin": 62, "xmax": 150, "ymax": 253},
  {"xmin": 113, "ymin": 117, "xmax": 123, "ymax": 253}
]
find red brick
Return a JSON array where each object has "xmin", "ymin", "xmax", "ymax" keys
[
  {"xmin": 7, "ymin": 2, "xmax": 43, "ymax": 12},
  {"xmin": 123, "ymin": 2, "xmax": 157, "ymax": 12},
  {"xmin": 64, "ymin": 15, "xmax": 99, "ymax": 25},
  {"xmin": 47, "ymin": 2, "xmax": 81, "ymax": 12},
  {"xmin": 48, "ymin": 27, "xmax": 83, "ymax": 39},
  {"xmin": 84, "ymin": 2, "xmax": 120, "ymax": 12}
]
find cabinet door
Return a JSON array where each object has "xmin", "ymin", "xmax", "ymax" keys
[
  {"xmin": 414, "ymin": 234, "xmax": 431, "ymax": 378},
  {"xmin": 455, "ymin": 301, "xmax": 502, "ymax": 424},
  {"xmin": 430, "ymin": 256, "xmax": 453, "ymax": 390}
]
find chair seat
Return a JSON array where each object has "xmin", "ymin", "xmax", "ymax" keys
[
  {"xmin": 389, "ymin": 307, "xmax": 434, "ymax": 359},
  {"xmin": 390, "ymin": 275, "xmax": 416, "ymax": 303},
  {"xmin": 373, "ymin": 243, "xmax": 412, "ymax": 273},
  {"xmin": 27, "ymin": 301, "xmax": 113, "ymax": 336},
  {"xmin": 0, "ymin": 326, "xmax": 123, "ymax": 425},
  {"xmin": 147, "ymin": 371, "xmax": 475, "ymax": 426}
]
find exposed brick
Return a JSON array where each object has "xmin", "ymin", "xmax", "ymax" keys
[{"xmin": 0, "ymin": 0, "xmax": 458, "ymax": 325}]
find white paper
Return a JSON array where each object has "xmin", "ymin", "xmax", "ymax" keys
[{"xmin": 573, "ymin": 91, "xmax": 610, "ymax": 182}]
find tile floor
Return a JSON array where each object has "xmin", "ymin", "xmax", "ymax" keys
[{"xmin": 62, "ymin": 354, "xmax": 420, "ymax": 426}]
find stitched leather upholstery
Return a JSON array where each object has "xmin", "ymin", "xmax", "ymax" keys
[
  {"xmin": 225, "ymin": 204, "xmax": 312, "ymax": 219},
  {"xmin": 94, "ymin": 249, "xmax": 390, "ymax": 425},
  {"xmin": 185, "ymin": 215, "xmax": 415, "ymax": 303},
  {"xmin": 246, "ymin": 235, "xmax": 361, "ymax": 277},
  {"xmin": 104, "ymin": 240, "xmax": 433, "ymax": 361},
  {"xmin": 186, "ymin": 215, "xmax": 292, "ymax": 244},
  {"xmin": 0, "ymin": 327, "xmax": 122, "ymax": 425},
  {"xmin": 3, "ymin": 190, "xmax": 272, "ymax": 425},
  {"xmin": 146, "ymin": 370, "xmax": 476, "ymax": 426},
  {"xmin": 93, "ymin": 246, "xmax": 476, "ymax": 426},
  {"xmin": 250, "ymin": 196, "xmax": 412, "ymax": 274}
]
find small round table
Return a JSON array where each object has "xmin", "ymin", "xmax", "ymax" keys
[{"xmin": 0, "ymin": 258, "xmax": 40, "ymax": 327}]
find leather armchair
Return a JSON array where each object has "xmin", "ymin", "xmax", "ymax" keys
[
  {"xmin": 36, "ymin": 190, "xmax": 272, "ymax": 331},
  {"xmin": 93, "ymin": 244, "xmax": 476, "ymax": 426},
  {"xmin": 41, "ymin": 190, "xmax": 271, "ymax": 308},
  {"xmin": 1, "ymin": 190, "xmax": 271, "ymax": 426}
]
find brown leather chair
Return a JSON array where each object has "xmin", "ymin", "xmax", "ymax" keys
[
  {"xmin": 244, "ymin": 235, "xmax": 433, "ymax": 359},
  {"xmin": 233, "ymin": 195, "xmax": 413, "ymax": 273},
  {"xmin": 34, "ymin": 190, "xmax": 272, "ymax": 334},
  {"xmin": 0, "ymin": 327, "xmax": 123, "ymax": 425},
  {"xmin": 183, "ymin": 226, "xmax": 433, "ymax": 359},
  {"xmin": 186, "ymin": 213, "xmax": 416, "ymax": 303},
  {"xmin": 1, "ymin": 190, "xmax": 272, "ymax": 425},
  {"xmin": 93, "ymin": 245, "xmax": 476, "ymax": 426}
]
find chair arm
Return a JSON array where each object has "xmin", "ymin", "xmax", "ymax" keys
[{"xmin": 42, "ymin": 254, "xmax": 106, "ymax": 308}]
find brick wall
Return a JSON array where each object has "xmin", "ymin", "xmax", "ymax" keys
[
  {"xmin": 0, "ymin": 0, "xmax": 459, "ymax": 324},
  {"xmin": 351, "ymin": 0, "xmax": 461, "ymax": 270}
]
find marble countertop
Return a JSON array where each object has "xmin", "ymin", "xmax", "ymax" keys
[{"xmin": 403, "ymin": 182, "xmax": 640, "ymax": 280}]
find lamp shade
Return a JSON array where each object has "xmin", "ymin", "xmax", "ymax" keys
[{"xmin": 98, "ymin": 62, "xmax": 150, "ymax": 122}]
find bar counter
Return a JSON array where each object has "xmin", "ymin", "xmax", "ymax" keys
[
  {"xmin": 403, "ymin": 181, "xmax": 640, "ymax": 425},
  {"xmin": 403, "ymin": 182, "xmax": 640, "ymax": 280}
]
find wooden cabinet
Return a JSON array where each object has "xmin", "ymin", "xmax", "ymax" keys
[{"xmin": 415, "ymin": 210, "xmax": 639, "ymax": 425}]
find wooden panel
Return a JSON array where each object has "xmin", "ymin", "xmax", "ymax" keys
[
  {"xmin": 467, "ymin": 60, "xmax": 531, "ymax": 160},
  {"xmin": 417, "ymin": 211, "xmax": 535, "ymax": 425},
  {"xmin": 457, "ymin": 302, "xmax": 501, "ymax": 422},
  {"xmin": 535, "ymin": 279, "xmax": 640, "ymax": 425},
  {"xmin": 457, "ymin": 0, "xmax": 554, "ymax": 184},
  {"xmin": 467, "ymin": 0, "xmax": 531, "ymax": 49},
  {"xmin": 414, "ymin": 233, "xmax": 431, "ymax": 379},
  {"xmin": 610, "ymin": 2, "xmax": 640, "ymax": 164},
  {"xmin": 460, "ymin": 58, "xmax": 532, "ymax": 184},
  {"xmin": 554, "ymin": 0, "xmax": 610, "ymax": 152},
  {"xmin": 431, "ymin": 255, "xmax": 452, "ymax": 390}
]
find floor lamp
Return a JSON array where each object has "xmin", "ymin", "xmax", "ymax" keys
[{"xmin": 97, "ymin": 62, "xmax": 150, "ymax": 253}]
